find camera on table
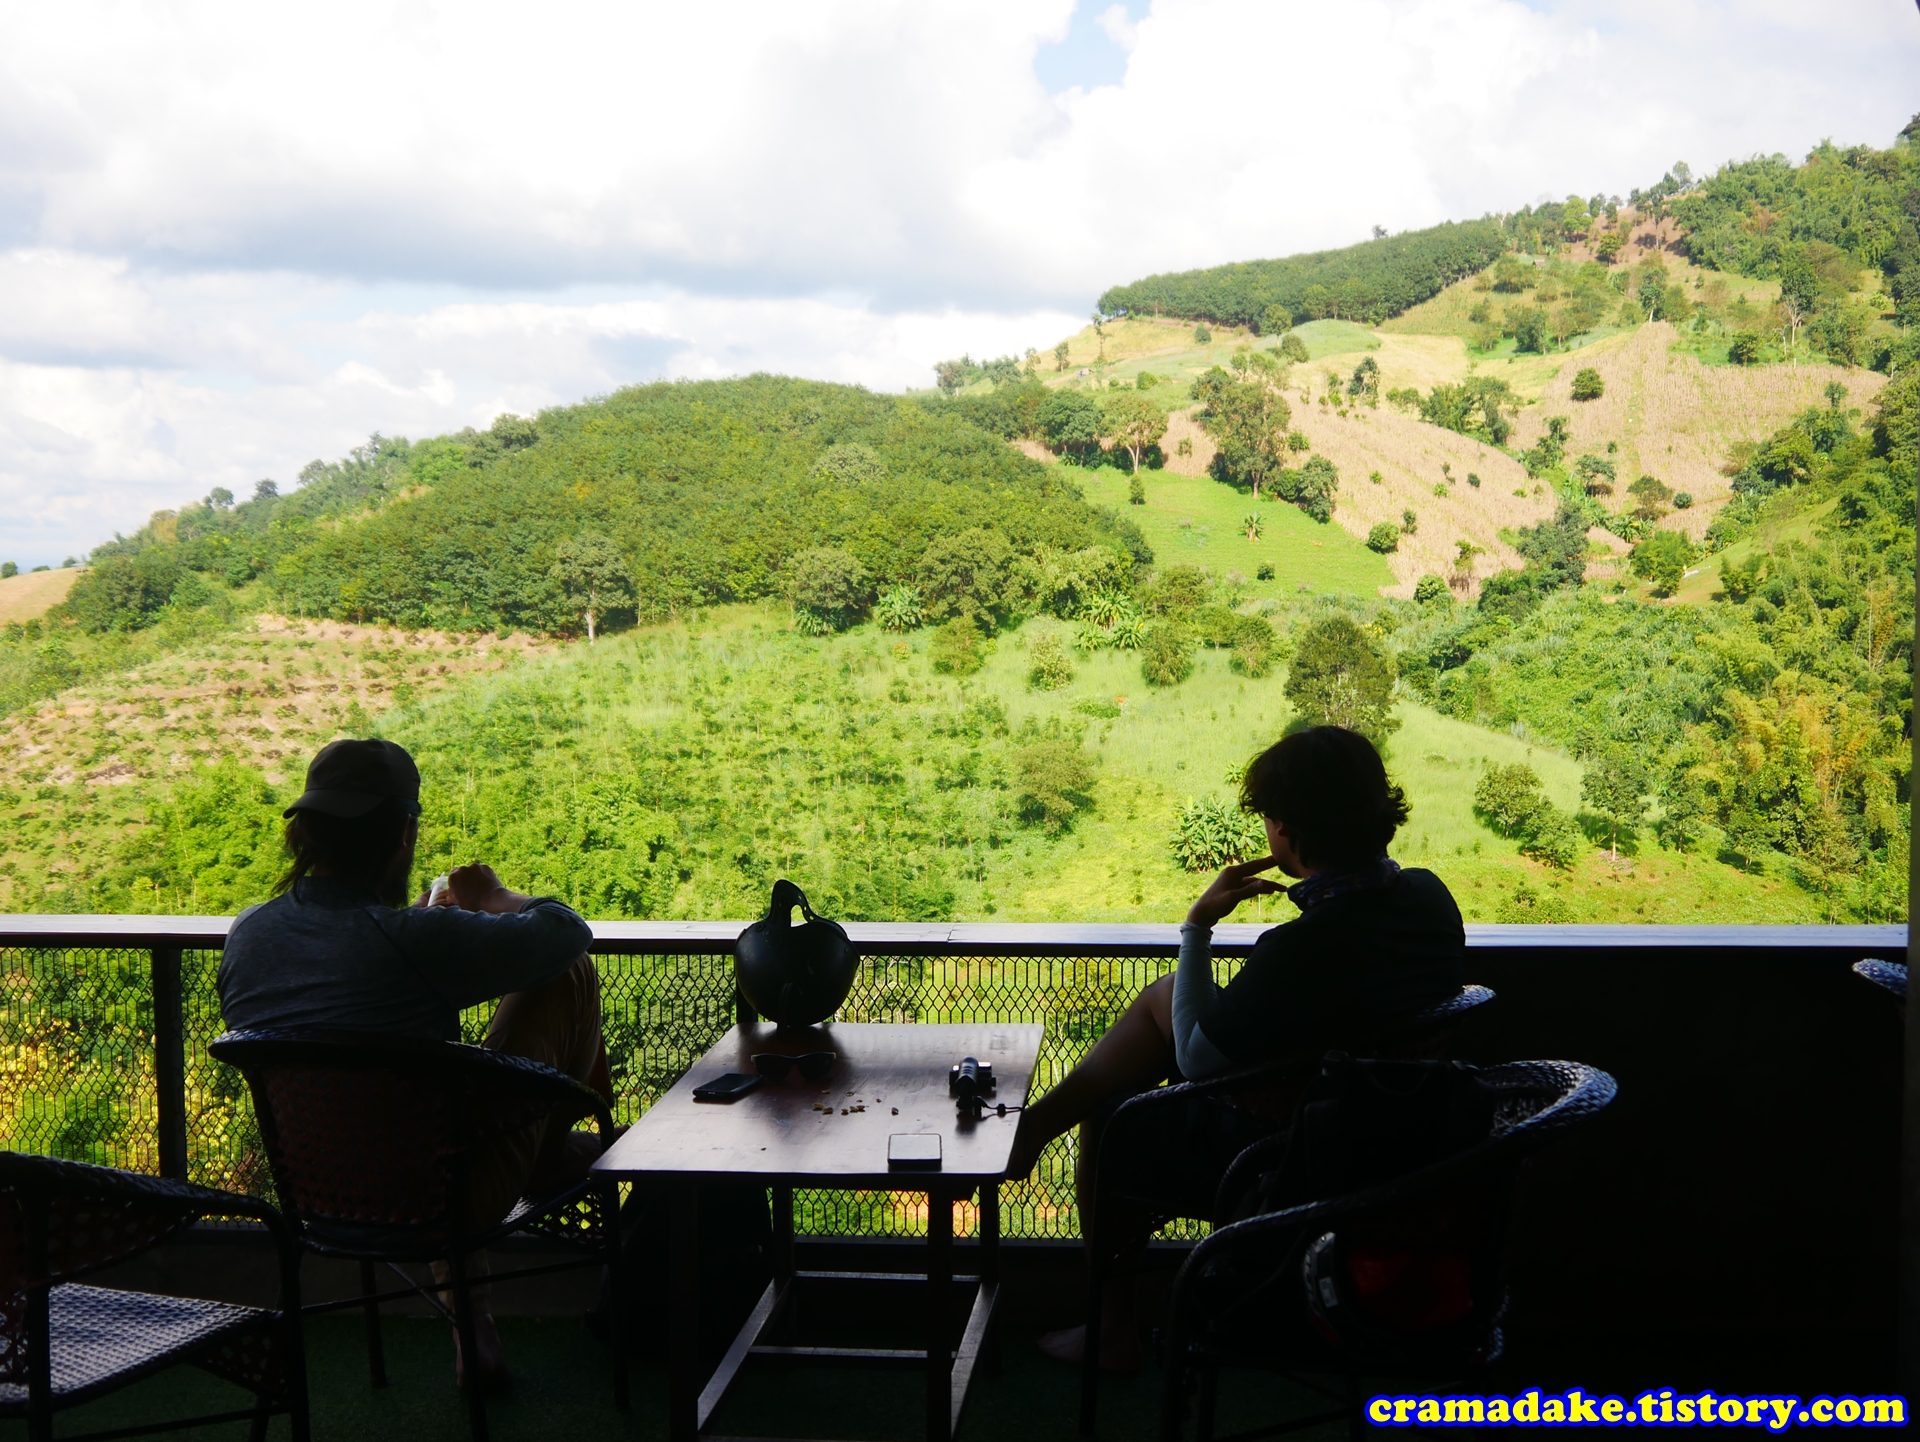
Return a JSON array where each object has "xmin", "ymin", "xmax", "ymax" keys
[{"xmin": 948, "ymin": 1056, "xmax": 995, "ymax": 1113}]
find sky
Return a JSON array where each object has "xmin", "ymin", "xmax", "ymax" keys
[{"xmin": 0, "ymin": 0, "xmax": 1915, "ymax": 565}]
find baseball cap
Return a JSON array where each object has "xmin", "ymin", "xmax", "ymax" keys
[{"xmin": 283, "ymin": 739, "xmax": 422, "ymax": 820}]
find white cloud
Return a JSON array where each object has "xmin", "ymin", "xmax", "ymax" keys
[{"xmin": 0, "ymin": 0, "xmax": 1913, "ymax": 563}]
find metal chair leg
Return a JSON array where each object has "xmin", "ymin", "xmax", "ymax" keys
[
  {"xmin": 1080, "ymin": 1218, "xmax": 1105, "ymax": 1436},
  {"xmin": 449, "ymin": 1251, "xmax": 491, "ymax": 1442},
  {"xmin": 1195, "ymin": 1361, "xmax": 1217, "ymax": 1442},
  {"xmin": 603, "ymin": 1181, "xmax": 630, "ymax": 1410},
  {"xmin": 359, "ymin": 1259, "xmax": 387, "ymax": 1387}
]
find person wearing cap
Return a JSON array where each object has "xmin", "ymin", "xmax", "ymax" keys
[{"xmin": 219, "ymin": 738, "xmax": 610, "ymax": 1391}]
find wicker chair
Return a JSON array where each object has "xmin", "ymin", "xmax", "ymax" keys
[
  {"xmin": 1852, "ymin": 957, "xmax": 1907, "ymax": 1003},
  {"xmin": 0, "ymin": 1150, "xmax": 309, "ymax": 1442},
  {"xmin": 208, "ymin": 1028, "xmax": 626, "ymax": 1442},
  {"xmin": 1079, "ymin": 984, "xmax": 1494, "ymax": 1434},
  {"xmin": 1156, "ymin": 1059, "xmax": 1617, "ymax": 1442}
]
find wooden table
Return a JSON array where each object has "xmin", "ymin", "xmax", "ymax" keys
[{"xmin": 594, "ymin": 1021, "xmax": 1044, "ymax": 1442}]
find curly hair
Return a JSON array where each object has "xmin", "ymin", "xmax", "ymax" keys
[{"xmin": 1239, "ymin": 725, "xmax": 1410, "ymax": 871}]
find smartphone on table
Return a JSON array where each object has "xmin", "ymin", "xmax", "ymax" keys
[{"xmin": 693, "ymin": 1072, "xmax": 763, "ymax": 1103}]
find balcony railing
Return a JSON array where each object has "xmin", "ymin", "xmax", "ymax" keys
[{"xmin": 1, "ymin": 915, "xmax": 1902, "ymax": 1247}]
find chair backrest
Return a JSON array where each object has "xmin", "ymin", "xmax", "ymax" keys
[
  {"xmin": 0, "ymin": 1153, "xmax": 208, "ymax": 1385},
  {"xmin": 1853, "ymin": 957, "xmax": 1907, "ymax": 1002},
  {"xmin": 208, "ymin": 1028, "xmax": 599, "ymax": 1255},
  {"xmin": 1212, "ymin": 983, "xmax": 1497, "ymax": 1124},
  {"xmin": 1186, "ymin": 1059, "xmax": 1615, "ymax": 1368}
]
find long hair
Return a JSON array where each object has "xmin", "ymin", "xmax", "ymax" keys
[
  {"xmin": 1239, "ymin": 725, "xmax": 1410, "ymax": 871},
  {"xmin": 276, "ymin": 798, "xmax": 418, "ymax": 907}
]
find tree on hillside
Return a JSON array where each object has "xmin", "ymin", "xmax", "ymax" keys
[
  {"xmin": 1474, "ymin": 763, "xmax": 1547, "ymax": 838},
  {"xmin": 550, "ymin": 533, "xmax": 633, "ymax": 644},
  {"xmin": 1195, "ymin": 366, "xmax": 1292, "ymax": 501},
  {"xmin": 1630, "ymin": 529, "xmax": 1693, "ymax": 597},
  {"xmin": 1039, "ymin": 390, "xmax": 1105, "ymax": 463},
  {"xmin": 917, "ymin": 527, "xmax": 1016, "ymax": 627},
  {"xmin": 1451, "ymin": 538, "xmax": 1486, "ymax": 591},
  {"xmin": 1581, "ymin": 747, "xmax": 1649, "ymax": 862},
  {"xmin": 1284, "ymin": 614, "xmax": 1400, "ymax": 741},
  {"xmin": 1103, "ymin": 391, "xmax": 1167, "ymax": 476},
  {"xmin": 1054, "ymin": 341, "xmax": 1071, "ymax": 372},
  {"xmin": 1571, "ymin": 368, "xmax": 1604, "ymax": 401},
  {"xmin": 808, "ymin": 443, "xmax": 888, "ymax": 487},
  {"xmin": 1348, "ymin": 356, "xmax": 1381, "ymax": 406},
  {"xmin": 207, "ymin": 487, "xmax": 234, "ymax": 510},
  {"xmin": 785, "ymin": 546, "xmax": 874, "ymax": 634},
  {"xmin": 1275, "ymin": 454, "xmax": 1339, "ymax": 523}
]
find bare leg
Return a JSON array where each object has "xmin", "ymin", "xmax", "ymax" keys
[
  {"xmin": 1008, "ymin": 975, "xmax": 1175, "ymax": 1373},
  {"xmin": 1006, "ymin": 974, "xmax": 1175, "ymax": 1180}
]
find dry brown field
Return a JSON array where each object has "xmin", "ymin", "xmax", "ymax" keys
[{"xmin": 0, "ymin": 568, "xmax": 81, "ymax": 625}]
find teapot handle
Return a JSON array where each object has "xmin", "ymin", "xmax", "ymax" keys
[{"xmin": 767, "ymin": 878, "xmax": 817, "ymax": 926}]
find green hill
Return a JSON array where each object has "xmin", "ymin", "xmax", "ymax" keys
[{"xmin": 1097, "ymin": 219, "xmax": 1507, "ymax": 332}]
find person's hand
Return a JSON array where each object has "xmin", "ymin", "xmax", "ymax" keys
[
  {"xmin": 446, "ymin": 863, "xmax": 527, "ymax": 915},
  {"xmin": 1185, "ymin": 856, "xmax": 1285, "ymax": 929}
]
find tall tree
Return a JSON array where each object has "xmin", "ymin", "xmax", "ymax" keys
[
  {"xmin": 1103, "ymin": 392, "xmax": 1167, "ymax": 476},
  {"xmin": 549, "ymin": 533, "xmax": 633, "ymax": 644},
  {"xmin": 1283, "ymin": 614, "xmax": 1400, "ymax": 741},
  {"xmin": 1194, "ymin": 366, "xmax": 1292, "ymax": 501},
  {"xmin": 1581, "ymin": 747, "xmax": 1649, "ymax": 862}
]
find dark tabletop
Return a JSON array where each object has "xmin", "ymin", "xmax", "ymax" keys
[{"xmin": 593, "ymin": 1022, "xmax": 1044, "ymax": 1187}]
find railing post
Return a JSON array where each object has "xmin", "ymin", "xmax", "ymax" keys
[{"xmin": 151, "ymin": 945, "xmax": 188, "ymax": 1181}]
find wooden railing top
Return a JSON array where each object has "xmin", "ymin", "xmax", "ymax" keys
[{"xmin": 0, "ymin": 913, "xmax": 1905, "ymax": 956}]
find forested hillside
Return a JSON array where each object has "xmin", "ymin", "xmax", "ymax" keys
[{"xmin": 1097, "ymin": 219, "xmax": 1507, "ymax": 332}]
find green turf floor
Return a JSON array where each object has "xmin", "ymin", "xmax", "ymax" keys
[{"xmin": 10, "ymin": 1313, "xmax": 1354, "ymax": 1441}]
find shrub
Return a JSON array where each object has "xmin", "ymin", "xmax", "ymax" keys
[
  {"xmin": 1467, "ymin": 472, "xmax": 1481, "ymax": 488},
  {"xmin": 1027, "ymin": 632, "xmax": 1075, "ymax": 691},
  {"xmin": 1413, "ymin": 574, "xmax": 1451, "ymax": 605},
  {"xmin": 1519, "ymin": 803, "xmax": 1582, "ymax": 869},
  {"xmin": 1401, "ymin": 509, "xmax": 1418, "ymax": 535},
  {"xmin": 1229, "ymin": 615, "xmax": 1279, "ymax": 677},
  {"xmin": 1136, "ymin": 371, "xmax": 1159, "ymax": 390},
  {"xmin": 1128, "ymin": 473, "xmax": 1145, "ymax": 505},
  {"xmin": 1367, "ymin": 470, "xmax": 1382, "ymax": 485},
  {"xmin": 1366, "ymin": 523, "xmax": 1400, "ymax": 554},
  {"xmin": 930, "ymin": 616, "xmax": 985, "ymax": 675},
  {"xmin": 1255, "ymin": 563, "xmax": 1275, "ymax": 580},
  {"xmin": 1279, "ymin": 333, "xmax": 1310, "ymax": 364},
  {"xmin": 1194, "ymin": 325, "xmax": 1212, "ymax": 344},
  {"xmin": 1169, "ymin": 798, "xmax": 1268, "ymax": 872},
  {"xmin": 1014, "ymin": 740, "xmax": 1095, "ymax": 832},
  {"xmin": 1630, "ymin": 530, "xmax": 1694, "ymax": 596},
  {"xmin": 1496, "ymin": 881, "xmax": 1575, "ymax": 921},
  {"xmin": 1728, "ymin": 331, "xmax": 1763, "ymax": 365},
  {"xmin": 1571, "ymin": 367, "xmax": 1604, "ymax": 401},
  {"xmin": 1396, "ymin": 650, "xmax": 1435, "ymax": 700},
  {"xmin": 1140, "ymin": 623, "xmax": 1196, "ymax": 687},
  {"xmin": 1673, "ymin": 491, "xmax": 1693, "ymax": 509},
  {"xmin": 873, "ymin": 585, "xmax": 924, "ymax": 632}
]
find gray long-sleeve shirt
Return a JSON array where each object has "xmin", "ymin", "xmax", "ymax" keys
[{"xmin": 218, "ymin": 876, "xmax": 593, "ymax": 1041}]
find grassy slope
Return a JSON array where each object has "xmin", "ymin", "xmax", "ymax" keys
[
  {"xmin": 0, "ymin": 619, "xmax": 550, "ymax": 911},
  {"xmin": 1069, "ymin": 465, "xmax": 1394, "ymax": 600},
  {"xmin": 0, "ymin": 568, "xmax": 81, "ymax": 624},
  {"xmin": 1041, "ymin": 252, "xmax": 1883, "ymax": 596},
  {"xmin": 0, "ymin": 604, "xmax": 1818, "ymax": 924}
]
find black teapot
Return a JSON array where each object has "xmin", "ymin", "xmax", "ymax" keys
[{"xmin": 733, "ymin": 880, "xmax": 859, "ymax": 1028}]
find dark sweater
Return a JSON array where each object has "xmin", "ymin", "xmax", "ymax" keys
[
  {"xmin": 1194, "ymin": 867, "xmax": 1466, "ymax": 1066},
  {"xmin": 219, "ymin": 877, "xmax": 592, "ymax": 1041}
]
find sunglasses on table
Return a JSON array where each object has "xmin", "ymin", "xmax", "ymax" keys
[{"xmin": 752, "ymin": 1051, "xmax": 836, "ymax": 1082}]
